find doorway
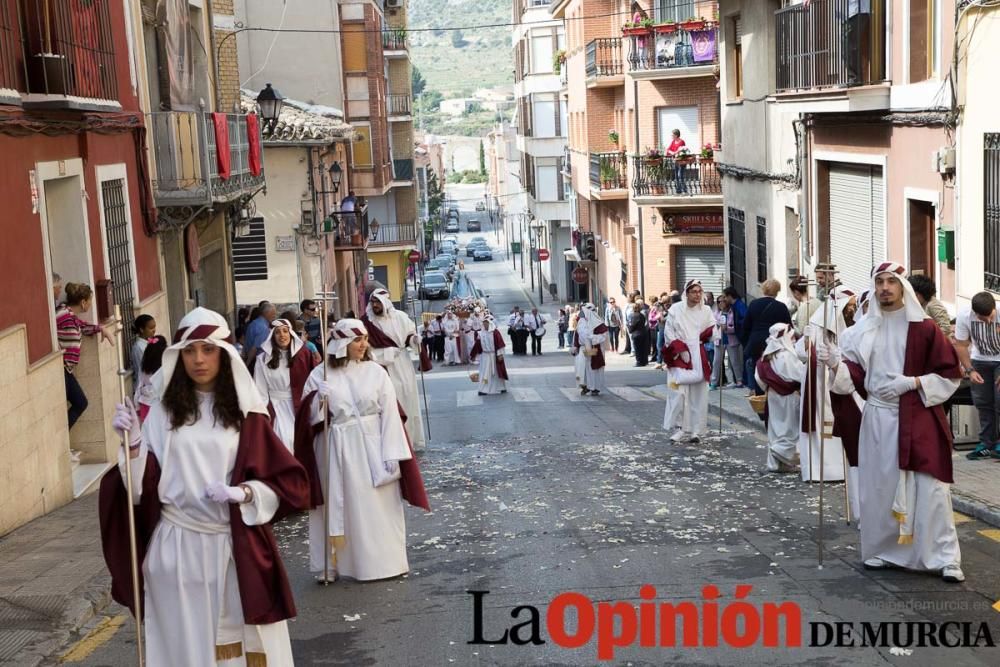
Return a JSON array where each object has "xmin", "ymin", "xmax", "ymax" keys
[{"xmin": 908, "ymin": 199, "xmax": 936, "ymax": 280}]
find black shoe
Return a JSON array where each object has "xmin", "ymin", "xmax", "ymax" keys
[
  {"xmin": 590, "ymin": 390, "xmax": 600, "ymax": 396},
  {"xmin": 966, "ymin": 444, "xmax": 995, "ymax": 460}
]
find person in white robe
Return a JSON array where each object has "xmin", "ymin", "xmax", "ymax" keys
[
  {"xmin": 578, "ymin": 303, "xmax": 609, "ymax": 395},
  {"xmin": 466, "ymin": 309, "xmax": 483, "ymax": 364},
  {"xmin": 822, "ymin": 262, "xmax": 964, "ymax": 582},
  {"xmin": 571, "ymin": 305, "xmax": 590, "ymax": 389},
  {"xmin": 364, "ymin": 290, "xmax": 426, "ymax": 451},
  {"xmin": 794, "ymin": 285, "xmax": 857, "ymax": 483},
  {"xmin": 443, "ymin": 310, "xmax": 462, "ymax": 365},
  {"xmin": 472, "ymin": 315, "xmax": 508, "ymax": 395},
  {"xmin": 108, "ymin": 307, "xmax": 307, "ymax": 667},
  {"xmin": 302, "ymin": 319, "xmax": 413, "ymax": 581},
  {"xmin": 754, "ymin": 323, "xmax": 804, "ymax": 472},
  {"xmin": 459, "ymin": 313, "xmax": 473, "ymax": 364},
  {"xmin": 662, "ymin": 280, "xmax": 716, "ymax": 442},
  {"xmin": 254, "ymin": 318, "xmax": 303, "ymax": 452}
]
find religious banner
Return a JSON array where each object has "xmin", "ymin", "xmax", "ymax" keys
[
  {"xmin": 247, "ymin": 113, "xmax": 263, "ymax": 177},
  {"xmin": 691, "ymin": 29, "xmax": 717, "ymax": 64},
  {"xmin": 211, "ymin": 113, "xmax": 231, "ymax": 180}
]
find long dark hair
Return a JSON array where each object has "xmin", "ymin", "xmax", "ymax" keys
[
  {"xmin": 267, "ymin": 341, "xmax": 293, "ymax": 369},
  {"xmin": 327, "ymin": 346, "xmax": 372, "ymax": 369},
  {"xmin": 162, "ymin": 350, "xmax": 243, "ymax": 431},
  {"xmin": 140, "ymin": 335, "xmax": 168, "ymax": 375}
]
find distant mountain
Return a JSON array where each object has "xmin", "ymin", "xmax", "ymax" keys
[{"xmin": 409, "ymin": 0, "xmax": 513, "ymax": 97}]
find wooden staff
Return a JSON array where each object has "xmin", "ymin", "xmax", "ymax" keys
[
  {"xmin": 113, "ymin": 305, "xmax": 144, "ymax": 666},
  {"xmin": 408, "ymin": 294, "xmax": 432, "ymax": 441},
  {"xmin": 316, "ymin": 287, "xmax": 337, "ymax": 585},
  {"xmin": 814, "ymin": 263, "xmax": 838, "ymax": 568},
  {"xmin": 831, "ymin": 286, "xmax": 853, "ymax": 526}
]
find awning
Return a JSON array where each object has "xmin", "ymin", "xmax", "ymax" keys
[{"xmin": 563, "ymin": 248, "xmax": 581, "ymax": 262}]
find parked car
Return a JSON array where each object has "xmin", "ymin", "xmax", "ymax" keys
[
  {"xmin": 466, "ymin": 219, "xmax": 481, "ymax": 232},
  {"xmin": 439, "ymin": 241, "xmax": 458, "ymax": 254},
  {"xmin": 420, "ymin": 272, "xmax": 451, "ymax": 299},
  {"xmin": 466, "ymin": 242, "xmax": 487, "ymax": 257},
  {"xmin": 443, "ymin": 234, "xmax": 459, "ymax": 244},
  {"xmin": 475, "ymin": 202, "xmax": 486, "ymax": 212},
  {"xmin": 445, "ymin": 220, "xmax": 460, "ymax": 233},
  {"xmin": 426, "ymin": 257, "xmax": 453, "ymax": 277},
  {"xmin": 448, "ymin": 207, "xmax": 460, "ymax": 219},
  {"xmin": 473, "ymin": 248, "xmax": 493, "ymax": 261}
]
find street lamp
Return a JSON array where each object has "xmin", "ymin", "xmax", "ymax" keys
[
  {"xmin": 329, "ymin": 161, "xmax": 343, "ymax": 195},
  {"xmin": 256, "ymin": 83, "xmax": 285, "ymax": 135}
]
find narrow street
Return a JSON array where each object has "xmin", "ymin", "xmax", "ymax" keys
[{"xmin": 67, "ymin": 197, "xmax": 1000, "ymax": 666}]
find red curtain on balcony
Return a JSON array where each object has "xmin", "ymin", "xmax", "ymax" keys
[
  {"xmin": 212, "ymin": 112, "xmax": 231, "ymax": 180},
  {"xmin": 71, "ymin": 0, "xmax": 101, "ymax": 98},
  {"xmin": 246, "ymin": 113, "xmax": 262, "ymax": 177}
]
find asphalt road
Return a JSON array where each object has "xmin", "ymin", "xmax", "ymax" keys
[{"xmin": 68, "ymin": 190, "xmax": 1000, "ymax": 666}]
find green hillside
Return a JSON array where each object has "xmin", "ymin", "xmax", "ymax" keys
[{"xmin": 409, "ymin": 0, "xmax": 513, "ymax": 97}]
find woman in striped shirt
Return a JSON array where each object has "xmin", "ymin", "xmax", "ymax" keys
[{"xmin": 57, "ymin": 283, "xmax": 113, "ymax": 429}]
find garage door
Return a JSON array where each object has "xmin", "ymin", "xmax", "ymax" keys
[
  {"xmin": 828, "ymin": 163, "xmax": 884, "ymax": 291},
  {"xmin": 675, "ymin": 246, "xmax": 725, "ymax": 290}
]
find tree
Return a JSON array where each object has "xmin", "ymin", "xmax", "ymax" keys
[
  {"xmin": 411, "ymin": 65, "xmax": 426, "ymax": 97},
  {"xmin": 479, "ymin": 140, "xmax": 486, "ymax": 176},
  {"xmin": 451, "ymin": 29, "xmax": 465, "ymax": 48}
]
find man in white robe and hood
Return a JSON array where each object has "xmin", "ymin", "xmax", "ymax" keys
[
  {"xmin": 662, "ymin": 280, "xmax": 716, "ymax": 442},
  {"xmin": 822, "ymin": 262, "xmax": 965, "ymax": 582},
  {"xmin": 442, "ymin": 310, "xmax": 462, "ymax": 365},
  {"xmin": 471, "ymin": 315, "xmax": 509, "ymax": 395},
  {"xmin": 577, "ymin": 303, "xmax": 609, "ymax": 395},
  {"xmin": 755, "ymin": 323, "xmax": 805, "ymax": 472},
  {"xmin": 363, "ymin": 289, "xmax": 426, "ymax": 451}
]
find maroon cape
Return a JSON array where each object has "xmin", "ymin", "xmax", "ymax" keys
[
  {"xmin": 661, "ymin": 326, "xmax": 713, "ymax": 381},
  {"xmin": 362, "ymin": 315, "xmax": 432, "ymax": 372},
  {"xmin": 590, "ymin": 323, "xmax": 608, "ymax": 370},
  {"xmin": 838, "ymin": 319, "xmax": 962, "ymax": 482},
  {"xmin": 293, "ymin": 389, "xmax": 431, "ymax": 512},
  {"xmin": 259, "ymin": 346, "xmax": 317, "ymax": 422},
  {"xmin": 470, "ymin": 330, "xmax": 509, "ymax": 380},
  {"xmin": 755, "ymin": 358, "xmax": 800, "ymax": 396},
  {"xmin": 98, "ymin": 412, "xmax": 310, "ymax": 624},
  {"xmin": 799, "ymin": 344, "xmax": 863, "ymax": 467}
]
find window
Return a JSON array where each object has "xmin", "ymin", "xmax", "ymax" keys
[
  {"xmin": 985, "ymin": 134, "xmax": 1000, "ymax": 293},
  {"xmin": 756, "ymin": 216, "xmax": 768, "ymax": 283},
  {"xmin": 537, "ymin": 165, "xmax": 560, "ymax": 201},
  {"xmin": 727, "ymin": 207, "xmax": 747, "ymax": 298},
  {"xmin": 352, "ymin": 125, "xmax": 373, "ymax": 168},
  {"xmin": 530, "ymin": 32, "xmax": 554, "ymax": 74},
  {"xmin": 343, "ymin": 24, "xmax": 368, "ymax": 73},
  {"xmin": 532, "ymin": 98, "xmax": 556, "ymax": 137},
  {"xmin": 101, "ymin": 178, "xmax": 137, "ymax": 368},
  {"xmin": 232, "ymin": 217, "xmax": 268, "ymax": 281},
  {"xmin": 908, "ymin": 0, "xmax": 938, "ymax": 82},
  {"xmin": 656, "ymin": 106, "xmax": 699, "ymax": 149},
  {"xmin": 730, "ymin": 15, "xmax": 743, "ymax": 98}
]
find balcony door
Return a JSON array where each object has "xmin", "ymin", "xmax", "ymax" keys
[{"xmin": 657, "ymin": 106, "xmax": 699, "ymax": 150}]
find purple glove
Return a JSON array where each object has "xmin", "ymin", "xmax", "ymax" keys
[
  {"xmin": 204, "ymin": 481, "xmax": 246, "ymax": 504},
  {"xmin": 112, "ymin": 399, "xmax": 141, "ymax": 446}
]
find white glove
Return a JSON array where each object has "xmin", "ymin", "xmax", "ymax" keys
[
  {"xmin": 383, "ymin": 460, "xmax": 399, "ymax": 475},
  {"xmin": 885, "ymin": 373, "xmax": 917, "ymax": 397},
  {"xmin": 814, "ymin": 340, "xmax": 841, "ymax": 369},
  {"xmin": 112, "ymin": 399, "xmax": 141, "ymax": 446},
  {"xmin": 204, "ymin": 481, "xmax": 246, "ymax": 504},
  {"xmin": 316, "ymin": 380, "xmax": 335, "ymax": 398}
]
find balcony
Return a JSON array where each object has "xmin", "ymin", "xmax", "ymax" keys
[
  {"xmin": 392, "ymin": 158, "xmax": 414, "ymax": 184},
  {"xmin": 382, "ymin": 30, "xmax": 407, "ymax": 54},
  {"xmin": 625, "ymin": 22, "xmax": 718, "ymax": 80},
  {"xmin": 0, "ymin": 0, "xmax": 119, "ymax": 110},
  {"xmin": 388, "ymin": 93, "xmax": 412, "ymax": 118},
  {"xmin": 147, "ymin": 111, "xmax": 265, "ymax": 214},
  {"xmin": 774, "ymin": 0, "xmax": 888, "ymax": 110},
  {"xmin": 369, "ymin": 222, "xmax": 418, "ymax": 249},
  {"xmin": 585, "ymin": 38, "xmax": 624, "ymax": 86},
  {"xmin": 331, "ymin": 205, "xmax": 370, "ymax": 250},
  {"xmin": 631, "ymin": 154, "xmax": 721, "ymax": 206},
  {"xmin": 589, "ymin": 151, "xmax": 628, "ymax": 199}
]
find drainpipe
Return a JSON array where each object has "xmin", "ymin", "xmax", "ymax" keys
[
  {"xmin": 206, "ymin": 0, "xmax": 222, "ymax": 111},
  {"xmin": 634, "ymin": 78, "xmax": 645, "ymax": 297}
]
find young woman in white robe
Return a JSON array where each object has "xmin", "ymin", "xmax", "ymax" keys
[
  {"xmin": 571, "ymin": 307, "xmax": 590, "ymax": 389},
  {"xmin": 472, "ymin": 316, "xmax": 508, "ymax": 395},
  {"xmin": 754, "ymin": 323, "xmax": 805, "ymax": 472},
  {"xmin": 578, "ymin": 304, "xmax": 609, "ymax": 395},
  {"xmin": 105, "ymin": 307, "xmax": 309, "ymax": 667},
  {"xmin": 301, "ymin": 319, "xmax": 414, "ymax": 581},
  {"xmin": 254, "ymin": 318, "xmax": 315, "ymax": 452},
  {"xmin": 442, "ymin": 312, "xmax": 462, "ymax": 365}
]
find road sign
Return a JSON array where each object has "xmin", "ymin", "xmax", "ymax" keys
[
  {"xmin": 408, "ymin": 250, "xmax": 421, "ymax": 263},
  {"xmin": 537, "ymin": 248, "xmax": 550, "ymax": 261},
  {"xmin": 511, "ymin": 241, "xmax": 522, "ymax": 253},
  {"xmin": 572, "ymin": 266, "xmax": 589, "ymax": 284}
]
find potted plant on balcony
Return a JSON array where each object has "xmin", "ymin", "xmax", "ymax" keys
[
  {"xmin": 623, "ymin": 18, "xmax": 652, "ymax": 37},
  {"xmin": 653, "ymin": 20, "xmax": 678, "ymax": 34},
  {"xmin": 642, "ymin": 146, "xmax": 663, "ymax": 165},
  {"xmin": 553, "ymin": 49, "xmax": 566, "ymax": 75},
  {"xmin": 599, "ymin": 157, "xmax": 620, "ymax": 189},
  {"xmin": 674, "ymin": 146, "xmax": 696, "ymax": 165},
  {"xmin": 699, "ymin": 143, "xmax": 716, "ymax": 161},
  {"xmin": 680, "ymin": 16, "xmax": 707, "ymax": 32},
  {"xmin": 608, "ymin": 129, "xmax": 619, "ymax": 146},
  {"xmin": 646, "ymin": 157, "xmax": 666, "ymax": 195}
]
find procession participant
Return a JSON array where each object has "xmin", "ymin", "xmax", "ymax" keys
[
  {"xmin": 442, "ymin": 309, "xmax": 462, "ymax": 366},
  {"xmin": 134, "ymin": 335, "xmax": 168, "ymax": 422},
  {"xmin": 524, "ymin": 307, "xmax": 547, "ymax": 356},
  {"xmin": 822, "ymin": 262, "xmax": 964, "ymax": 582},
  {"xmin": 295, "ymin": 319, "xmax": 429, "ymax": 582},
  {"xmin": 571, "ymin": 306, "xmax": 590, "ymax": 390},
  {"xmin": 662, "ymin": 280, "xmax": 716, "ymax": 443},
  {"xmin": 466, "ymin": 308, "xmax": 484, "ymax": 363},
  {"xmin": 795, "ymin": 285, "xmax": 857, "ymax": 483},
  {"xmin": 471, "ymin": 315, "xmax": 509, "ymax": 395},
  {"xmin": 458, "ymin": 311, "xmax": 473, "ymax": 365},
  {"xmin": 99, "ymin": 307, "xmax": 310, "ymax": 667},
  {"xmin": 578, "ymin": 303, "xmax": 609, "ymax": 396},
  {"xmin": 430, "ymin": 315, "xmax": 445, "ymax": 362},
  {"xmin": 253, "ymin": 318, "xmax": 317, "ymax": 452},
  {"xmin": 755, "ymin": 323, "xmax": 804, "ymax": 472},
  {"xmin": 858, "ymin": 290, "xmax": 871, "ymax": 318},
  {"xmin": 420, "ymin": 319, "xmax": 434, "ymax": 362},
  {"xmin": 362, "ymin": 289, "xmax": 428, "ymax": 451},
  {"xmin": 508, "ymin": 307, "xmax": 528, "ymax": 355}
]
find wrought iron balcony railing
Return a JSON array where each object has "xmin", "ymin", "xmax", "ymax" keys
[
  {"xmin": 775, "ymin": 0, "xmax": 887, "ymax": 92},
  {"xmin": 586, "ymin": 38, "xmax": 623, "ymax": 78},
  {"xmin": 388, "ymin": 94, "xmax": 412, "ymax": 116},
  {"xmin": 331, "ymin": 205, "xmax": 370, "ymax": 249},
  {"xmin": 631, "ymin": 154, "xmax": 721, "ymax": 197},
  {"xmin": 393, "ymin": 158, "xmax": 414, "ymax": 181},
  {"xmin": 626, "ymin": 23, "xmax": 718, "ymax": 73},
  {"xmin": 590, "ymin": 151, "xmax": 627, "ymax": 190},
  {"xmin": 382, "ymin": 30, "xmax": 407, "ymax": 51},
  {"xmin": 369, "ymin": 222, "xmax": 418, "ymax": 247}
]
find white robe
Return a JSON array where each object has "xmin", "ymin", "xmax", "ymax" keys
[
  {"xmin": 831, "ymin": 308, "xmax": 961, "ymax": 570},
  {"xmin": 443, "ymin": 316, "xmax": 461, "ymax": 365},
  {"xmin": 303, "ymin": 362, "xmax": 413, "ymax": 580},
  {"xmin": 253, "ymin": 356, "xmax": 295, "ymax": 453},
  {"xmin": 579, "ymin": 323, "xmax": 608, "ymax": 393},
  {"xmin": 121, "ymin": 396, "xmax": 292, "ymax": 667},
  {"xmin": 795, "ymin": 328, "xmax": 849, "ymax": 482},
  {"xmin": 466, "ymin": 316, "xmax": 482, "ymax": 365},
  {"xmin": 663, "ymin": 302, "xmax": 715, "ymax": 437},
  {"xmin": 754, "ymin": 349, "xmax": 804, "ymax": 471},
  {"xmin": 476, "ymin": 329, "xmax": 507, "ymax": 394},
  {"xmin": 368, "ymin": 310, "xmax": 426, "ymax": 450}
]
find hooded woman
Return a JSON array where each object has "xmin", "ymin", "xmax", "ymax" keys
[
  {"xmin": 99, "ymin": 307, "xmax": 310, "ymax": 667},
  {"xmin": 577, "ymin": 303, "xmax": 609, "ymax": 396},
  {"xmin": 755, "ymin": 323, "xmax": 805, "ymax": 472},
  {"xmin": 294, "ymin": 319, "xmax": 429, "ymax": 582},
  {"xmin": 254, "ymin": 318, "xmax": 317, "ymax": 452},
  {"xmin": 471, "ymin": 315, "xmax": 509, "ymax": 395}
]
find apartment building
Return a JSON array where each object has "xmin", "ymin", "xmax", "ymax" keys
[
  {"xmin": 719, "ymin": 0, "xmax": 957, "ymax": 301},
  {"xmin": 554, "ymin": 0, "xmax": 724, "ymax": 306},
  {"xmin": 513, "ymin": 0, "xmax": 572, "ymax": 301}
]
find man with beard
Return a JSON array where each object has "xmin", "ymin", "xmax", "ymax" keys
[
  {"xmin": 822, "ymin": 263, "xmax": 964, "ymax": 582},
  {"xmin": 362, "ymin": 289, "xmax": 427, "ymax": 450}
]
